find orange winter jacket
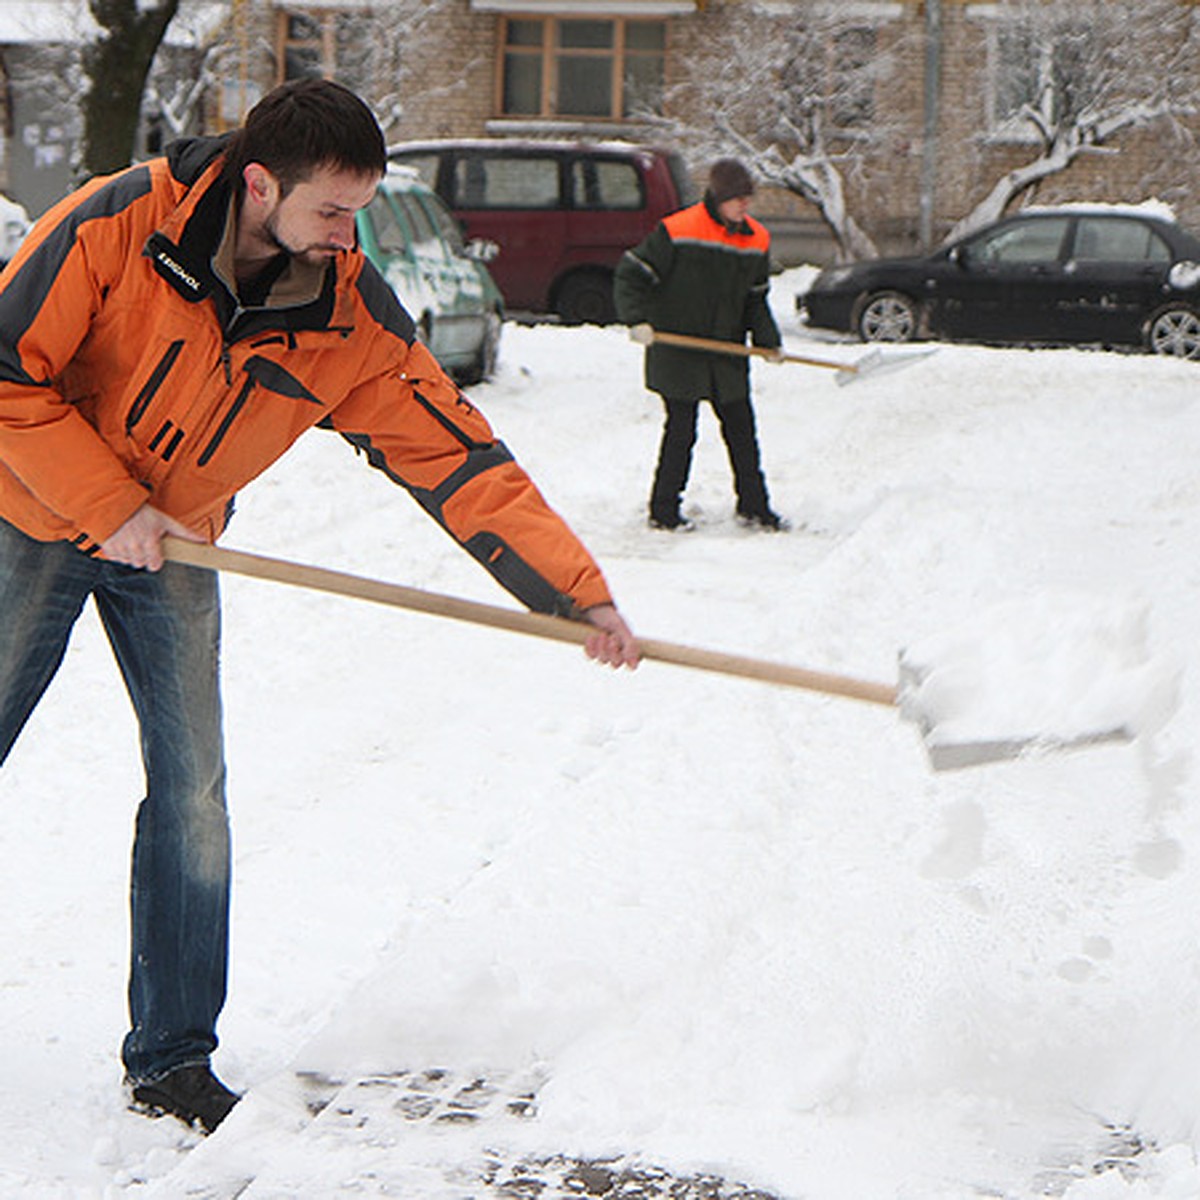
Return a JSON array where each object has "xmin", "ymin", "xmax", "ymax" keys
[{"xmin": 0, "ymin": 137, "xmax": 611, "ymax": 615}]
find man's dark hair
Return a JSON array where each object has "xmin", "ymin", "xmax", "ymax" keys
[{"xmin": 224, "ymin": 78, "xmax": 386, "ymax": 197}]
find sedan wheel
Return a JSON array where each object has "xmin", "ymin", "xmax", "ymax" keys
[
  {"xmin": 858, "ymin": 291, "xmax": 918, "ymax": 342},
  {"xmin": 1148, "ymin": 306, "xmax": 1200, "ymax": 359}
]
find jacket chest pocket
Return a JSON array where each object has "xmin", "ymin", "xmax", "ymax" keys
[
  {"xmin": 125, "ymin": 339, "xmax": 187, "ymax": 437},
  {"xmin": 188, "ymin": 354, "xmax": 328, "ymax": 481},
  {"xmin": 197, "ymin": 372, "xmax": 256, "ymax": 466}
]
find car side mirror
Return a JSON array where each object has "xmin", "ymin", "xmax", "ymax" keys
[
  {"xmin": 948, "ymin": 245, "xmax": 968, "ymax": 270},
  {"xmin": 465, "ymin": 238, "xmax": 500, "ymax": 263},
  {"xmin": 1169, "ymin": 260, "xmax": 1200, "ymax": 289}
]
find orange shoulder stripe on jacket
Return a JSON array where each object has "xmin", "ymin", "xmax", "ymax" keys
[{"xmin": 662, "ymin": 202, "xmax": 770, "ymax": 254}]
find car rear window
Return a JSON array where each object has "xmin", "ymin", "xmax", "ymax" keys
[
  {"xmin": 395, "ymin": 191, "xmax": 440, "ymax": 248},
  {"xmin": 1073, "ymin": 216, "xmax": 1171, "ymax": 263},
  {"xmin": 421, "ymin": 192, "xmax": 467, "ymax": 253},
  {"xmin": 666, "ymin": 151, "xmax": 697, "ymax": 206},
  {"xmin": 453, "ymin": 155, "xmax": 560, "ymax": 209},
  {"xmin": 395, "ymin": 154, "xmax": 440, "ymax": 191}
]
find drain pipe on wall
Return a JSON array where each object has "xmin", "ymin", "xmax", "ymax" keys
[{"xmin": 918, "ymin": 0, "xmax": 942, "ymax": 250}]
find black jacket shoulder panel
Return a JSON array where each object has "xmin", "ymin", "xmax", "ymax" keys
[
  {"xmin": 355, "ymin": 258, "xmax": 417, "ymax": 346},
  {"xmin": 0, "ymin": 164, "xmax": 155, "ymax": 385},
  {"xmin": 165, "ymin": 135, "xmax": 233, "ymax": 187}
]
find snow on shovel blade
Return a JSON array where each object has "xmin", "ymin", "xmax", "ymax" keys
[
  {"xmin": 834, "ymin": 346, "xmax": 939, "ymax": 388},
  {"xmin": 896, "ymin": 593, "xmax": 1177, "ymax": 770}
]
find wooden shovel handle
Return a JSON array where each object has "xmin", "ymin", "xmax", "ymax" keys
[
  {"xmin": 632, "ymin": 326, "xmax": 855, "ymax": 374},
  {"xmin": 162, "ymin": 538, "xmax": 897, "ymax": 707}
]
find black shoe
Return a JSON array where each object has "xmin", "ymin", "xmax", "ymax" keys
[
  {"xmin": 648, "ymin": 513, "xmax": 696, "ymax": 532},
  {"xmin": 737, "ymin": 509, "xmax": 790, "ymax": 532},
  {"xmin": 129, "ymin": 1063, "xmax": 240, "ymax": 1134}
]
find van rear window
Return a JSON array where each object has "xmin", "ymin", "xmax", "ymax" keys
[
  {"xmin": 571, "ymin": 158, "xmax": 643, "ymax": 211},
  {"xmin": 453, "ymin": 155, "xmax": 560, "ymax": 209}
]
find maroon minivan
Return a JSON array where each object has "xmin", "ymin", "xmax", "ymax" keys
[{"xmin": 388, "ymin": 139, "xmax": 693, "ymax": 325}]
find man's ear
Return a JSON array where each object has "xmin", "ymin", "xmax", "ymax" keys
[{"xmin": 242, "ymin": 163, "xmax": 279, "ymax": 208}]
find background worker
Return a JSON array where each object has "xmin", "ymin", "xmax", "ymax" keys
[{"xmin": 615, "ymin": 158, "xmax": 787, "ymax": 532}]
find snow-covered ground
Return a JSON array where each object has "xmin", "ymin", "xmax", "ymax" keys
[{"xmin": 2, "ymin": 273, "xmax": 1199, "ymax": 1198}]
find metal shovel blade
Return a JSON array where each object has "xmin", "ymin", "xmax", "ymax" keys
[
  {"xmin": 896, "ymin": 656, "xmax": 1132, "ymax": 770},
  {"xmin": 920, "ymin": 729, "xmax": 1132, "ymax": 772},
  {"xmin": 626, "ymin": 324, "xmax": 938, "ymax": 387},
  {"xmin": 893, "ymin": 591, "xmax": 1166, "ymax": 770},
  {"xmin": 835, "ymin": 346, "xmax": 939, "ymax": 388}
]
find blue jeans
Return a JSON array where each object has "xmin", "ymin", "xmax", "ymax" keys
[{"xmin": 0, "ymin": 517, "xmax": 229, "ymax": 1083}]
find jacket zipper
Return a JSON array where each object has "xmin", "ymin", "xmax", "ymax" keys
[
  {"xmin": 196, "ymin": 289, "xmax": 346, "ymax": 465},
  {"xmin": 198, "ymin": 372, "xmax": 255, "ymax": 466}
]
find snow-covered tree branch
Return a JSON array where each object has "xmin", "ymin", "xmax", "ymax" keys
[
  {"xmin": 949, "ymin": 0, "xmax": 1200, "ymax": 242},
  {"xmin": 325, "ymin": 0, "xmax": 474, "ymax": 141},
  {"xmin": 645, "ymin": 0, "xmax": 911, "ymax": 262}
]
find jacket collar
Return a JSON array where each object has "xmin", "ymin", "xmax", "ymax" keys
[
  {"xmin": 208, "ymin": 197, "xmax": 329, "ymax": 313},
  {"xmin": 144, "ymin": 147, "xmax": 357, "ymax": 334}
]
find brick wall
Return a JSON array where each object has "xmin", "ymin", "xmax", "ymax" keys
[
  {"xmin": 927, "ymin": 1, "xmax": 1200, "ymax": 239},
  {"xmin": 388, "ymin": 5, "xmax": 497, "ymax": 140}
]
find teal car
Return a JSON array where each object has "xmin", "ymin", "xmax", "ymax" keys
[{"xmin": 357, "ymin": 167, "xmax": 504, "ymax": 385}]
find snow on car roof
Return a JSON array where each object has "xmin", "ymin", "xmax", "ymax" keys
[
  {"xmin": 387, "ymin": 137, "xmax": 667, "ymax": 157},
  {"xmin": 1025, "ymin": 198, "xmax": 1178, "ymax": 223},
  {"xmin": 382, "ymin": 164, "xmax": 422, "ymax": 184}
]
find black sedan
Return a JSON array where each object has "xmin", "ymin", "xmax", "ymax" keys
[{"xmin": 799, "ymin": 207, "xmax": 1200, "ymax": 358}]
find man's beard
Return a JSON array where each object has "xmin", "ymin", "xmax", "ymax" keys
[{"xmin": 262, "ymin": 211, "xmax": 340, "ymax": 262}]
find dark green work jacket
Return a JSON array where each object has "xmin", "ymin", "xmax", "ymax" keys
[{"xmin": 614, "ymin": 193, "xmax": 781, "ymax": 404}]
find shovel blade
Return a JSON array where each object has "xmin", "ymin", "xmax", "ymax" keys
[
  {"xmin": 835, "ymin": 346, "xmax": 938, "ymax": 387},
  {"xmin": 897, "ymin": 658, "xmax": 1134, "ymax": 771},
  {"xmin": 920, "ymin": 726, "xmax": 1132, "ymax": 772},
  {"xmin": 894, "ymin": 593, "xmax": 1175, "ymax": 771}
]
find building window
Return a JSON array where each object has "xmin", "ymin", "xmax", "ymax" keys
[
  {"xmin": 280, "ymin": 10, "xmax": 326, "ymax": 80},
  {"xmin": 276, "ymin": 8, "xmax": 375, "ymax": 92},
  {"xmin": 988, "ymin": 19, "xmax": 1088, "ymax": 140},
  {"xmin": 994, "ymin": 24, "xmax": 1043, "ymax": 126},
  {"xmin": 830, "ymin": 25, "xmax": 876, "ymax": 129},
  {"xmin": 499, "ymin": 16, "xmax": 665, "ymax": 120}
]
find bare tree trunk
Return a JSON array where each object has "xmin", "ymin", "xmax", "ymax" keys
[
  {"xmin": 82, "ymin": 0, "xmax": 180, "ymax": 176},
  {"xmin": 776, "ymin": 158, "xmax": 879, "ymax": 263}
]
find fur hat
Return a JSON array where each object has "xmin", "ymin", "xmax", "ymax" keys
[{"xmin": 708, "ymin": 158, "xmax": 755, "ymax": 204}]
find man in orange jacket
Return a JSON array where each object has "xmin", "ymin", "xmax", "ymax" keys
[{"xmin": 0, "ymin": 79, "xmax": 638, "ymax": 1134}]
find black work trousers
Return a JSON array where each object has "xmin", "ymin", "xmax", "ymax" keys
[{"xmin": 649, "ymin": 394, "xmax": 771, "ymax": 523}]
